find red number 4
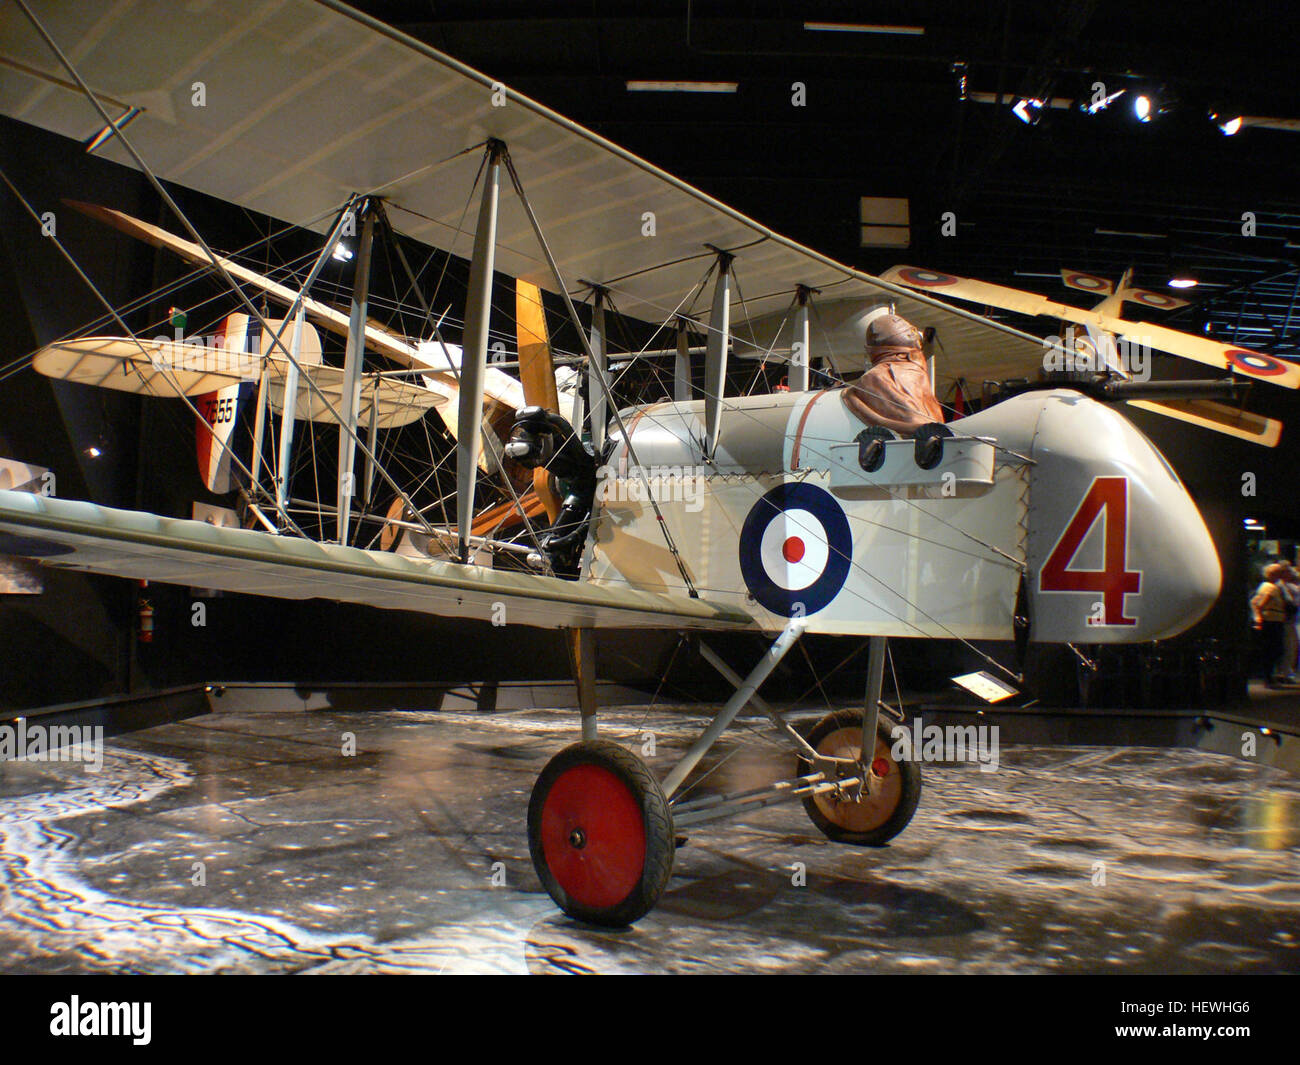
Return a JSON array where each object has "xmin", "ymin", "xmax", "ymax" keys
[{"xmin": 1040, "ymin": 476, "xmax": 1140, "ymax": 626}]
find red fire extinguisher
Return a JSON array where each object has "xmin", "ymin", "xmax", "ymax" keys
[{"xmin": 138, "ymin": 579, "xmax": 154, "ymax": 643}]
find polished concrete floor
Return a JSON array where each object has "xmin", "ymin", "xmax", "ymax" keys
[{"xmin": 1, "ymin": 701, "xmax": 1298, "ymax": 973}]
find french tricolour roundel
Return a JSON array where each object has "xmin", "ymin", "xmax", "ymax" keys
[
  {"xmin": 1225, "ymin": 348, "xmax": 1288, "ymax": 377},
  {"xmin": 739, "ymin": 483, "xmax": 852, "ymax": 617},
  {"xmin": 896, "ymin": 267, "xmax": 958, "ymax": 288},
  {"xmin": 1062, "ymin": 270, "xmax": 1111, "ymax": 293},
  {"xmin": 1130, "ymin": 289, "xmax": 1180, "ymax": 309}
]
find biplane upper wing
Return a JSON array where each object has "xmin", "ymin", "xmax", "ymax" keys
[
  {"xmin": 882, "ymin": 265, "xmax": 1300, "ymax": 390},
  {"xmin": 0, "ymin": 0, "xmax": 1054, "ymax": 385},
  {"xmin": 0, "ymin": 489, "xmax": 754, "ymax": 631}
]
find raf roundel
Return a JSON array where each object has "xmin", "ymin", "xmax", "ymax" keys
[{"xmin": 739, "ymin": 482, "xmax": 853, "ymax": 617}]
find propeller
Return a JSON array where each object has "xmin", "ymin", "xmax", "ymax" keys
[{"xmin": 515, "ymin": 279, "xmax": 564, "ymax": 521}]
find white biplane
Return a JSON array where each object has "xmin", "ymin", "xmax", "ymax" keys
[{"xmin": 0, "ymin": 0, "xmax": 1289, "ymax": 925}]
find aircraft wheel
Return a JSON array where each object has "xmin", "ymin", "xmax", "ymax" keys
[
  {"xmin": 528, "ymin": 740, "xmax": 675, "ymax": 926},
  {"xmin": 796, "ymin": 710, "xmax": 921, "ymax": 846}
]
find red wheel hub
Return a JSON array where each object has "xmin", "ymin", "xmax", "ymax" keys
[{"xmin": 539, "ymin": 764, "xmax": 645, "ymax": 909}]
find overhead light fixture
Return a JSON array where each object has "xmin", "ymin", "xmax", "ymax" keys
[
  {"xmin": 803, "ymin": 22, "xmax": 924, "ymax": 36},
  {"xmin": 1168, "ymin": 277, "xmax": 1198, "ymax": 289},
  {"xmin": 951, "ymin": 61, "xmax": 968, "ymax": 101},
  {"xmin": 1132, "ymin": 88, "xmax": 1176, "ymax": 124},
  {"xmin": 1012, "ymin": 98, "xmax": 1044, "ymax": 125},
  {"xmin": 85, "ymin": 445, "xmax": 102, "ymax": 459},
  {"xmin": 331, "ymin": 242, "xmax": 353, "ymax": 262},
  {"xmin": 626, "ymin": 81, "xmax": 738, "ymax": 93},
  {"xmin": 1211, "ymin": 112, "xmax": 1243, "ymax": 136}
]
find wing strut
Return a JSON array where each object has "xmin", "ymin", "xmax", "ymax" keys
[
  {"xmin": 501, "ymin": 146, "xmax": 699, "ymax": 596},
  {"xmin": 703, "ymin": 250, "xmax": 733, "ymax": 458},
  {"xmin": 456, "ymin": 141, "xmax": 504, "ymax": 563},
  {"xmin": 587, "ymin": 288, "xmax": 608, "ymax": 452},
  {"xmin": 674, "ymin": 315, "xmax": 693, "ymax": 402},
  {"xmin": 338, "ymin": 197, "xmax": 377, "ymax": 545},
  {"xmin": 661, "ymin": 618, "xmax": 805, "ymax": 798},
  {"xmin": 275, "ymin": 195, "xmax": 363, "ymax": 522},
  {"xmin": 791, "ymin": 285, "xmax": 812, "ymax": 392}
]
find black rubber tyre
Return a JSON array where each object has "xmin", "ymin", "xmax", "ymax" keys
[
  {"xmin": 795, "ymin": 710, "xmax": 922, "ymax": 846},
  {"xmin": 528, "ymin": 740, "xmax": 675, "ymax": 927}
]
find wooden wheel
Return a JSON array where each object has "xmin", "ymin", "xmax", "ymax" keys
[{"xmin": 796, "ymin": 710, "xmax": 921, "ymax": 846}]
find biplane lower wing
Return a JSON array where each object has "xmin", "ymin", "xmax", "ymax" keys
[{"xmin": 0, "ymin": 490, "xmax": 754, "ymax": 632}]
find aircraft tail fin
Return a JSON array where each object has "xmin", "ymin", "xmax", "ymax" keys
[
  {"xmin": 196, "ymin": 382, "xmax": 243, "ymax": 493},
  {"xmin": 1062, "ymin": 267, "xmax": 1189, "ymax": 312},
  {"xmin": 195, "ymin": 313, "xmax": 251, "ymax": 494},
  {"xmin": 1060, "ymin": 269, "xmax": 1115, "ymax": 296}
]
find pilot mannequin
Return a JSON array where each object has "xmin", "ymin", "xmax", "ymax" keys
[{"xmin": 842, "ymin": 313, "xmax": 945, "ymax": 435}]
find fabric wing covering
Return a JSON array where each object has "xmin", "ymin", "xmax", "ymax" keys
[
  {"xmin": 0, "ymin": 489, "xmax": 754, "ymax": 631},
  {"xmin": 0, "ymin": 0, "xmax": 1048, "ymax": 383}
]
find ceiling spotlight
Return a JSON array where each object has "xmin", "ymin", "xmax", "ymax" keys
[
  {"xmin": 1212, "ymin": 113, "xmax": 1243, "ymax": 135},
  {"xmin": 331, "ymin": 242, "xmax": 353, "ymax": 262},
  {"xmin": 1168, "ymin": 277, "xmax": 1198, "ymax": 289},
  {"xmin": 1133, "ymin": 94, "xmax": 1152, "ymax": 122},
  {"xmin": 951, "ymin": 61, "xmax": 968, "ymax": 101},
  {"xmin": 1012, "ymin": 98, "xmax": 1044, "ymax": 125},
  {"xmin": 85, "ymin": 446, "xmax": 102, "ymax": 459}
]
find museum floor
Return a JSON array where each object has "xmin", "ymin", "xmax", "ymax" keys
[{"xmin": 1, "ymin": 700, "xmax": 1298, "ymax": 974}]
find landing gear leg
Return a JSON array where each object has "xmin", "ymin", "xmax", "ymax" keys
[
  {"xmin": 528, "ymin": 625, "xmax": 674, "ymax": 926},
  {"xmin": 567, "ymin": 626, "xmax": 598, "ymax": 741}
]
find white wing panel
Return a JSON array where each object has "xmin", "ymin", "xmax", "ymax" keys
[{"xmin": 0, "ymin": 490, "xmax": 754, "ymax": 632}]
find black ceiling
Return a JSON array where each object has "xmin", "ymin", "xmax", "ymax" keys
[{"xmin": 349, "ymin": 0, "xmax": 1300, "ymax": 353}]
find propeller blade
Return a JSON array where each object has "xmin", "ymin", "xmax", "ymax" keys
[{"xmin": 515, "ymin": 279, "xmax": 563, "ymax": 520}]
